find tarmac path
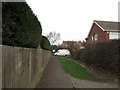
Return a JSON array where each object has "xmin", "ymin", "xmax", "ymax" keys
[
  {"xmin": 35, "ymin": 56, "xmax": 73, "ymax": 88},
  {"xmin": 35, "ymin": 56, "xmax": 119, "ymax": 89}
]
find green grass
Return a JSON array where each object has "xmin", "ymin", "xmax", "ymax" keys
[{"xmin": 58, "ymin": 57, "xmax": 105, "ymax": 82}]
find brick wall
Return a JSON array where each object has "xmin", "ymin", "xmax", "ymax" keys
[{"xmin": 87, "ymin": 23, "xmax": 109, "ymax": 43}]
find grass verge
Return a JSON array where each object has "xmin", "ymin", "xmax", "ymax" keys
[{"xmin": 58, "ymin": 57, "xmax": 105, "ymax": 82}]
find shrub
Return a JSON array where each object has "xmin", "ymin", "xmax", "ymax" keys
[
  {"xmin": 77, "ymin": 40, "xmax": 119, "ymax": 75},
  {"xmin": 51, "ymin": 45, "xmax": 60, "ymax": 52},
  {"xmin": 2, "ymin": 2, "xmax": 42, "ymax": 48},
  {"xmin": 41, "ymin": 36, "xmax": 52, "ymax": 51},
  {"xmin": 77, "ymin": 49, "xmax": 86, "ymax": 62}
]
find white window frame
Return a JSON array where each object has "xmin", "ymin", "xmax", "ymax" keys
[
  {"xmin": 109, "ymin": 32, "xmax": 120, "ymax": 40},
  {"xmin": 92, "ymin": 34, "xmax": 98, "ymax": 41}
]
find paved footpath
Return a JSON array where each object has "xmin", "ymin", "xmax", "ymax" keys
[
  {"xmin": 35, "ymin": 56, "xmax": 73, "ymax": 88},
  {"xmin": 35, "ymin": 56, "xmax": 118, "ymax": 88}
]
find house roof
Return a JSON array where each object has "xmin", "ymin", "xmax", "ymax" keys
[
  {"xmin": 61, "ymin": 41, "xmax": 84, "ymax": 47},
  {"xmin": 74, "ymin": 41, "xmax": 82, "ymax": 46},
  {"xmin": 61, "ymin": 41, "xmax": 76, "ymax": 46},
  {"xmin": 94, "ymin": 20, "xmax": 120, "ymax": 31},
  {"xmin": 86, "ymin": 20, "xmax": 120, "ymax": 39}
]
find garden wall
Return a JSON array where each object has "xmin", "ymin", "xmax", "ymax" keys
[{"xmin": 1, "ymin": 45, "xmax": 52, "ymax": 88}]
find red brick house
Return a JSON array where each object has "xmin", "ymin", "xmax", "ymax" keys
[
  {"xmin": 61, "ymin": 41, "xmax": 85, "ymax": 50},
  {"xmin": 61, "ymin": 41, "xmax": 76, "ymax": 48},
  {"xmin": 86, "ymin": 20, "xmax": 120, "ymax": 43},
  {"xmin": 74, "ymin": 41, "xmax": 85, "ymax": 50}
]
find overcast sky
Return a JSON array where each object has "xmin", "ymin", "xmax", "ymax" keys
[{"xmin": 26, "ymin": 0, "xmax": 119, "ymax": 44}]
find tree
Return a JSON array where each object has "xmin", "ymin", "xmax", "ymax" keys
[
  {"xmin": 46, "ymin": 32, "xmax": 60, "ymax": 45},
  {"xmin": 2, "ymin": 2, "xmax": 42, "ymax": 48},
  {"xmin": 52, "ymin": 45, "xmax": 60, "ymax": 53},
  {"xmin": 66, "ymin": 42, "xmax": 78, "ymax": 59},
  {"xmin": 40, "ymin": 36, "xmax": 52, "ymax": 50}
]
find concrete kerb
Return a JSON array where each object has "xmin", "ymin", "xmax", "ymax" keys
[{"xmin": 67, "ymin": 74, "xmax": 77, "ymax": 89}]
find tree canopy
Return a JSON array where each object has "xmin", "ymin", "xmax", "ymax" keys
[
  {"xmin": 41, "ymin": 36, "xmax": 52, "ymax": 50},
  {"xmin": 2, "ymin": 2, "xmax": 42, "ymax": 48}
]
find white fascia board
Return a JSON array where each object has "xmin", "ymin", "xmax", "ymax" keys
[
  {"xmin": 106, "ymin": 29, "xmax": 120, "ymax": 32},
  {"xmin": 94, "ymin": 21, "xmax": 106, "ymax": 31}
]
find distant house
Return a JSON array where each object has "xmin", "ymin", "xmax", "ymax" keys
[
  {"xmin": 61, "ymin": 41, "xmax": 76, "ymax": 48},
  {"xmin": 74, "ymin": 41, "xmax": 85, "ymax": 50},
  {"xmin": 86, "ymin": 20, "xmax": 120, "ymax": 43},
  {"xmin": 61, "ymin": 41, "xmax": 84, "ymax": 50}
]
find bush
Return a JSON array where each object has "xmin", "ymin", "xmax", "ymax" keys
[
  {"xmin": 51, "ymin": 45, "xmax": 60, "ymax": 52},
  {"xmin": 77, "ymin": 40, "xmax": 119, "ymax": 75},
  {"xmin": 41, "ymin": 36, "xmax": 52, "ymax": 50},
  {"xmin": 77, "ymin": 49, "xmax": 86, "ymax": 62},
  {"xmin": 2, "ymin": 2, "xmax": 42, "ymax": 48}
]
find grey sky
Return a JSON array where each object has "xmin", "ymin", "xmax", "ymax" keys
[
  {"xmin": 0, "ymin": 0, "xmax": 25, "ymax": 2},
  {"xmin": 26, "ymin": 0, "xmax": 119, "ymax": 44}
]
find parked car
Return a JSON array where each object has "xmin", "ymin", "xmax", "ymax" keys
[{"xmin": 54, "ymin": 49, "xmax": 71, "ymax": 56}]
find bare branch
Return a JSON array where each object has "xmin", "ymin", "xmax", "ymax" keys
[{"xmin": 46, "ymin": 31, "xmax": 61, "ymax": 45}]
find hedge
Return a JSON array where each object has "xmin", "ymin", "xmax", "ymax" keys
[
  {"xmin": 52, "ymin": 45, "xmax": 60, "ymax": 52},
  {"xmin": 2, "ymin": 2, "xmax": 42, "ymax": 48},
  {"xmin": 77, "ymin": 40, "xmax": 119, "ymax": 75},
  {"xmin": 41, "ymin": 36, "xmax": 52, "ymax": 51}
]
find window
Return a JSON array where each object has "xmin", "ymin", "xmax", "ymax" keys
[
  {"xmin": 109, "ymin": 32, "xmax": 120, "ymax": 40},
  {"xmin": 92, "ymin": 34, "xmax": 98, "ymax": 41},
  {"xmin": 65, "ymin": 45, "xmax": 68, "ymax": 47}
]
